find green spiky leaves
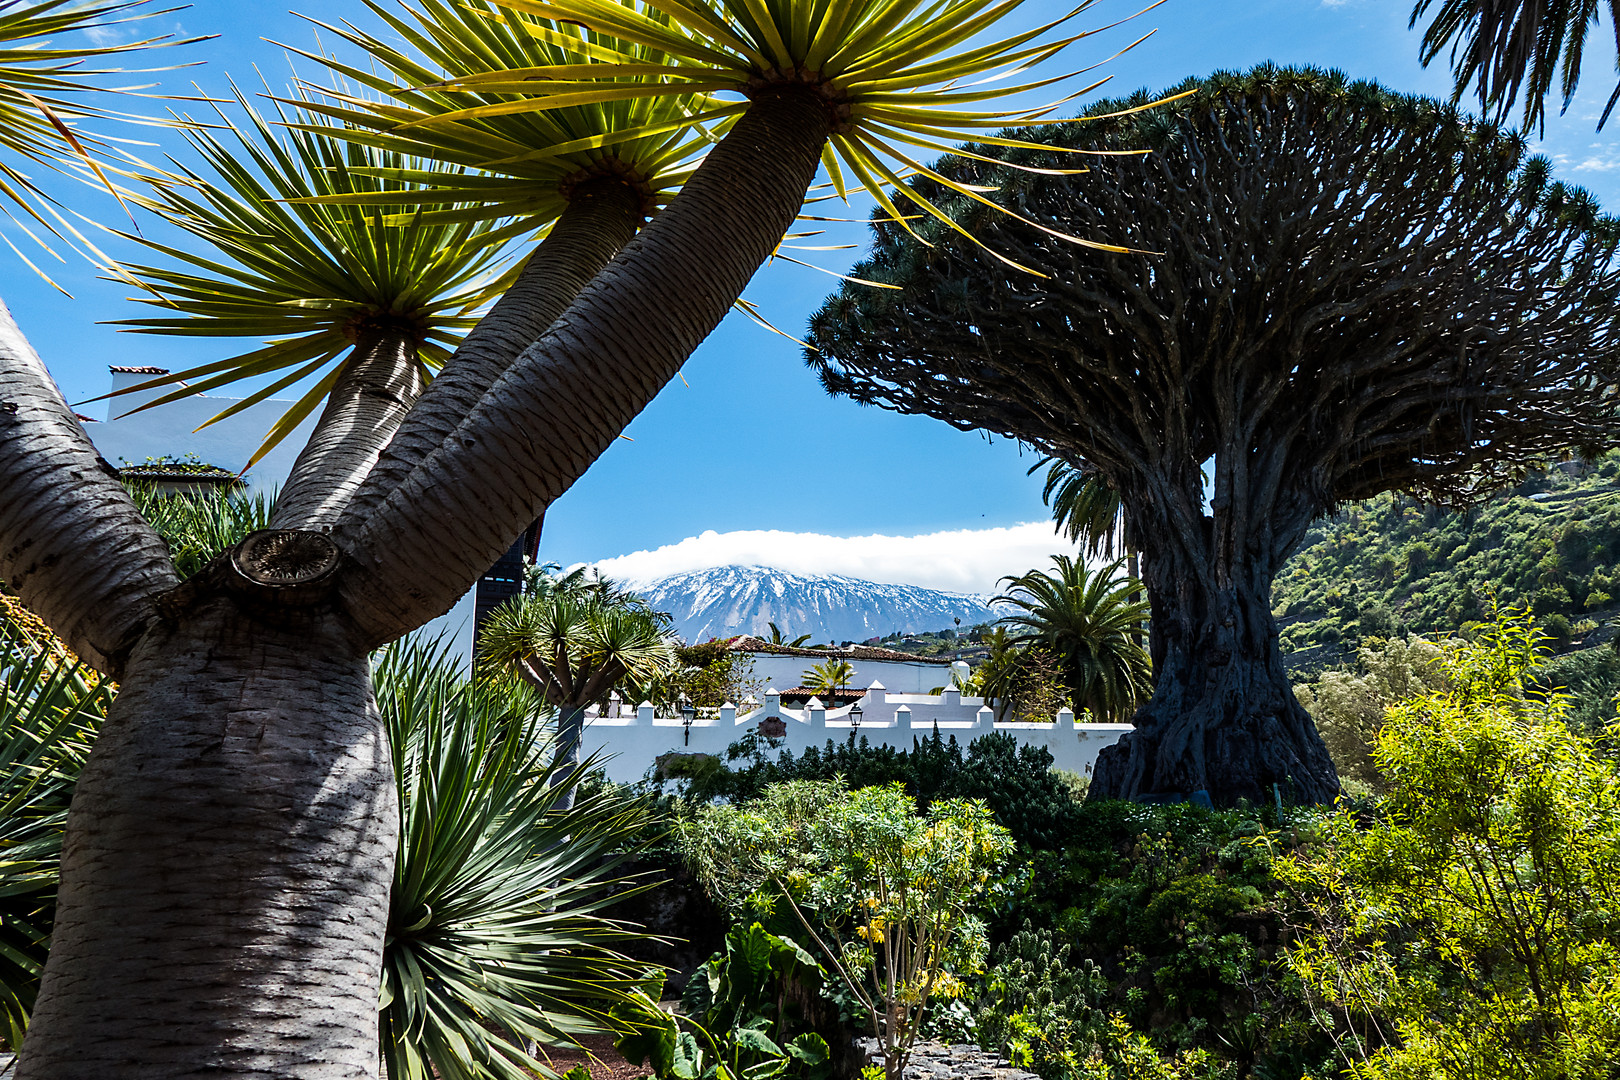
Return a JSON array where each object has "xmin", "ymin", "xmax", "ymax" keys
[
  {"xmin": 283, "ymin": 0, "xmax": 734, "ymax": 226},
  {"xmin": 103, "ymin": 86, "xmax": 522, "ymax": 470},
  {"xmin": 420, "ymin": 0, "xmax": 1166, "ymax": 270},
  {"xmin": 0, "ymin": 0, "xmax": 201, "ymax": 276}
]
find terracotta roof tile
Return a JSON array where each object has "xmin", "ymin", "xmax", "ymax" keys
[{"xmin": 729, "ymin": 636, "xmax": 952, "ymax": 664}]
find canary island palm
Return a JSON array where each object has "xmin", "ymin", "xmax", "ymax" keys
[
  {"xmin": 0, "ymin": 0, "xmax": 200, "ymax": 275},
  {"xmin": 478, "ymin": 590, "xmax": 676, "ymax": 795},
  {"xmin": 277, "ymin": 0, "xmax": 730, "ymax": 521},
  {"xmin": 375, "ymin": 639, "xmax": 663, "ymax": 1080},
  {"xmin": 994, "ymin": 556, "xmax": 1149, "ymax": 722},
  {"xmin": 331, "ymin": 0, "xmax": 1158, "ymax": 633},
  {"xmin": 102, "ymin": 87, "xmax": 521, "ymax": 524}
]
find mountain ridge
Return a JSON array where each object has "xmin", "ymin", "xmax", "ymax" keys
[{"xmin": 624, "ymin": 564, "xmax": 1002, "ymax": 645}]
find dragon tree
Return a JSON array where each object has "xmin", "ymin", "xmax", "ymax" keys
[{"xmin": 808, "ymin": 65, "xmax": 1620, "ymax": 806}]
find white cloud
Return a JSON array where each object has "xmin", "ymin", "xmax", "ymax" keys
[{"xmin": 586, "ymin": 522, "xmax": 1083, "ymax": 595}]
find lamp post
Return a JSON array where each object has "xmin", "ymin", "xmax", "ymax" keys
[
  {"xmin": 681, "ymin": 698, "xmax": 696, "ymax": 746},
  {"xmin": 849, "ymin": 700, "xmax": 863, "ymax": 732}
]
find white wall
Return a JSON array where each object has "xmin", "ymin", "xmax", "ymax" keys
[
  {"xmin": 740, "ymin": 651, "xmax": 955, "ymax": 693},
  {"xmin": 85, "ymin": 368, "xmax": 477, "ymax": 661},
  {"xmin": 578, "ymin": 679, "xmax": 1132, "ymax": 785}
]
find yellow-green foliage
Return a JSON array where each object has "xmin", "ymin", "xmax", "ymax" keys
[
  {"xmin": 1294, "ymin": 635, "xmax": 1449, "ymax": 791},
  {"xmin": 1279, "ymin": 608, "xmax": 1620, "ymax": 1079},
  {"xmin": 679, "ymin": 781, "xmax": 1012, "ymax": 1080}
]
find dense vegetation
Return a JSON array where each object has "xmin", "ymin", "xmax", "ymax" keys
[{"xmin": 1274, "ymin": 455, "xmax": 1620, "ymax": 688}]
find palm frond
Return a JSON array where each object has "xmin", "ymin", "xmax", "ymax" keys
[
  {"xmin": 423, "ymin": 0, "xmax": 1168, "ymax": 262},
  {"xmin": 284, "ymin": 0, "xmax": 734, "ymax": 224},
  {"xmin": 994, "ymin": 555, "xmax": 1149, "ymax": 721},
  {"xmin": 98, "ymin": 83, "xmax": 522, "ymax": 468},
  {"xmin": 0, "ymin": 596, "xmax": 111, "ymax": 1047}
]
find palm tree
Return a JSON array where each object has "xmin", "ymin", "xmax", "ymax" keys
[
  {"xmin": 477, "ymin": 589, "xmax": 677, "ymax": 803},
  {"xmin": 766, "ymin": 622, "xmax": 812, "ymax": 648},
  {"xmin": 0, "ymin": 0, "xmax": 1147, "ymax": 1070},
  {"xmin": 802, "ymin": 657, "xmax": 855, "ymax": 697},
  {"xmin": 993, "ymin": 556, "xmax": 1151, "ymax": 723},
  {"xmin": 1410, "ymin": 0, "xmax": 1620, "ymax": 131},
  {"xmin": 1037, "ymin": 458, "xmax": 1144, "ymax": 646}
]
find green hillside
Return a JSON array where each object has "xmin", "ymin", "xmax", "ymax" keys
[
  {"xmin": 1276, "ymin": 455, "xmax": 1620, "ymax": 653},
  {"xmin": 1275, "ymin": 454, "xmax": 1620, "ymax": 725}
]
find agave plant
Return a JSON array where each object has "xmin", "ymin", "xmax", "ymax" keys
[
  {"xmin": 122, "ymin": 482, "xmax": 275, "ymax": 579},
  {"xmin": 375, "ymin": 639, "xmax": 662, "ymax": 1080},
  {"xmin": 0, "ymin": 597, "xmax": 109, "ymax": 1048},
  {"xmin": 994, "ymin": 556, "xmax": 1149, "ymax": 723}
]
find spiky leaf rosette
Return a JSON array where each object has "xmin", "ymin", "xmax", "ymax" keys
[
  {"xmin": 103, "ymin": 86, "xmax": 524, "ymax": 469},
  {"xmin": 424, "ymin": 0, "xmax": 1162, "ymax": 269},
  {"xmin": 376, "ymin": 639, "xmax": 663, "ymax": 1080},
  {"xmin": 285, "ymin": 0, "xmax": 731, "ymax": 225},
  {"xmin": 478, "ymin": 590, "xmax": 677, "ymax": 707},
  {"xmin": 0, "ymin": 0, "xmax": 200, "ymax": 272}
]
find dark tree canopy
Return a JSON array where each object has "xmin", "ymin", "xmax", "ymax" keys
[{"xmin": 807, "ymin": 65, "xmax": 1620, "ymax": 805}]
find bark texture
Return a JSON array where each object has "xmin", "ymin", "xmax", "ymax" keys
[
  {"xmin": 1091, "ymin": 473, "xmax": 1337, "ymax": 804},
  {"xmin": 20, "ymin": 569, "xmax": 395, "ymax": 1079},
  {"xmin": 271, "ymin": 326, "xmax": 423, "ymax": 531},
  {"xmin": 0, "ymin": 297, "xmax": 176, "ymax": 674},
  {"xmin": 334, "ymin": 180, "xmax": 643, "ymax": 540},
  {"xmin": 340, "ymin": 89, "xmax": 834, "ymax": 646}
]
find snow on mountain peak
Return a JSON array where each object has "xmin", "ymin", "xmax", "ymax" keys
[{"xmin": 627, "ymin": 564, "xmax": 1000, "ymax": 644}]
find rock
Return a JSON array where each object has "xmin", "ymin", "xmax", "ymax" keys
[{"xmin": 854, "ymin": 1038, "xmax": 1039, "ymax": 1080}]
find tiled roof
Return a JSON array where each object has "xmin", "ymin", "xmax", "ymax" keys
[
  {"xmin": 729, "ymin": 635, "xmax": 953, "ymax": 664},
  {"xmin": 108, "ymin": 365, "xmax": 169, "ymax": 375},
  {"xmin": 775, "ymin": 686, "xmax": 869, "ymax": 705}
]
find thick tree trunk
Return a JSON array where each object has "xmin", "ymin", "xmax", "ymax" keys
[
  {"xmin": 271, "ymin": 326, "xmax": 422, "ymax": 531},
  {"xmin": 0, "ymin": 297, "xmax": 176, "ymax": 674},
  {"xmin": 19, "ymin": 537, "xmax": 396, "ymax": 1079},
  {"xmin": 339, "ymin": 89, "xmax": 834, "ymax": 645},
  {"xmin": 1091, "ymin": 481, "xmax": 1339, "ymax": 806},
  {"xmin": 335, "ymin": 180, "xmax": 643, "ymax": 539},
  {"xmin": 552, "ymin": 704, "xmax": 587, "ymax": 811}
]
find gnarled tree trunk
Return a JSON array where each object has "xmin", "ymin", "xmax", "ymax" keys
[
  {"xmin": 21, "ymin": 534, "xmax": 395, "ymax": 1079},
  {"xmin": 1092, "ymin": 473, "xmax": 1339, "ymax": 806}
]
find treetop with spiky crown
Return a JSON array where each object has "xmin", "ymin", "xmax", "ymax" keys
[
  {"xmin": 100, "ymin": 85, "xmax": 521, "ymax": 469},
  {"xmin": 393, "ymin": 0, "xmax": 1171, "ymax": 270},
  {"xmin": 283, "ymin": 0, "xmax": 733, "ymax": 225}
]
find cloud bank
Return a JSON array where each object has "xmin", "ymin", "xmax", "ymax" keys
[{"xmin": 587, "ymin": 522, "xmax": 1078, "ymax": 595}]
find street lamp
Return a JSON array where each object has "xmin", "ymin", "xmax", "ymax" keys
[
  {"xmin": 680, "ymin": 698, "xmax": 696, "ymax": 745},
  {"xmin": 849, "ymin": 700, "xmax": 863, "ymax": 732}
]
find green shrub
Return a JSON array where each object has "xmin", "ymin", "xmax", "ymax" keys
[
  {"xmin": 977, "ymin": 924, "xmax": 1108, "ymax": 1079},
  {"xmin": 679, "ymin": 781, "xmax": 1013, "ymax": 1080},
  {"xmin": 1280, "ymin": 608, "xmax": 1620, "ymax": 1079}
]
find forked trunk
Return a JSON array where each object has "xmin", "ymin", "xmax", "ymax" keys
[
  {"xmin": 335, "ymin": 180, "xmax": 643, "ymax": 537},
  {"xmin": 1091, "ymin": 482, "xmax": 1339, "ymax": 806},
  {"xmin": 271, "ymin": 325, "xmax": 422, "ymax": 530},
  {"xmin": 339, "ymin": 89, "xmax": 835, "ymax": 644},
  {"xmin": 20, "ymin": 536, "xmax": 396, "ymax": 1079}
]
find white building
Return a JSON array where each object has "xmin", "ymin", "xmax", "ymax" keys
[{"xmin": 577, "ymin": 680, "xmax": 1131, "ymax": 785}]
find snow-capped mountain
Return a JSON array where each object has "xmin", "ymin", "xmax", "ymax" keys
[{"xmin": 626, "ymin": 564, "xmax": 1002, "ymax": 644}]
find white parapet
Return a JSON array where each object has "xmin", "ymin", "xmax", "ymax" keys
[{"xmin": 576, "ymin": 682, "xmax": 1133, "ymax": 784}]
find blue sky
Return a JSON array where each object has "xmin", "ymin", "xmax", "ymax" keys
[{"xmin": 13, "ymin": 0, "xmax": 1620, "ymax": 594}]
